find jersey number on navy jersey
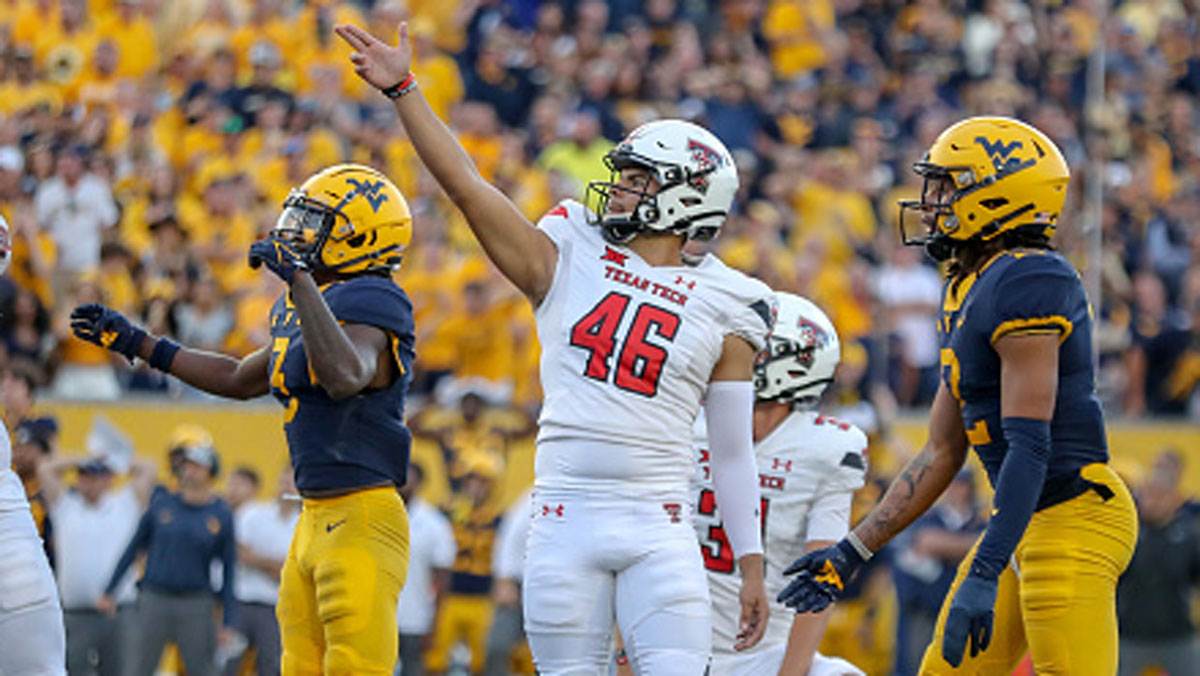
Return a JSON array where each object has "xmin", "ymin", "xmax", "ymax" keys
[
  {"xmin": 569, "ymin": 291, "xmax": 680, "ymax": 397},
  {"xmin": 696, "ymin": 488, "xmax": 769, "ymax": 574}
]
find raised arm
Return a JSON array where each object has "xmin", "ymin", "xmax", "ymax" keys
[
  {"xmin": 335, "ymin": 22, "xmax": 557, "ymax": 304},
  {"xmin": 288, "ymin": 270, "xmax": 391, "ymax": 399},
  {"xmin": 129, "ymin": 456, "xmax": 158, "ymax": 508},
  {"xmin": 36, "ymin": 455, "xmax": 77, "ymax": 508}
]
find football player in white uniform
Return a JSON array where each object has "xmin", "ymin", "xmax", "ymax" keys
[
  {"xmin": 338, "ymin": 22, "xmax": 772, "ymax": 675},
  {"xmin": 0, "ymin": 215, "xmax": 67, "ymax": 676},
  {"xmin": 694, "ymin": 294, "xmax": 866, "ymax": 676}
]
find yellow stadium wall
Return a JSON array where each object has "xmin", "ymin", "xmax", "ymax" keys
[
  {"xmin": 36, "ymin": 399, "xmax": 537, "ymax": 508},
  {"xmin": 35, "ymin": 400, "xmax": 1198, "ymax": 505}
]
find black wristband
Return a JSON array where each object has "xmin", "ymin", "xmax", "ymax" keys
[
  {"xmin": 381, "ymin": 73, "xmax": 417, "ymax": 99},
  {"xmin": 148, "ymin": 337, "xmax": 181, "ymax": 373}
]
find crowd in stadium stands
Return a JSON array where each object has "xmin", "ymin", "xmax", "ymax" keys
[
  {"xmin": 0, "ymin": 0, "xmax": 1199, "ymax": 674},
  {"xmin": 0, "ymin": 0, "xmax": 1191, "ymax": 421}
]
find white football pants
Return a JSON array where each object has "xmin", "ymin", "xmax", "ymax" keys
[
  {"xmin": 523, "ymin": 491, "xmax": 712, "ymax": 676},
  {"xmin": 0, "ymin": 508, "xmax": 66, "ymax": 675}
]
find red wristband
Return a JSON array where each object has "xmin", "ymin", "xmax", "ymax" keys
[{"xmin": 380, "ymin": 73, "xmax": 417, "ymax": 99}]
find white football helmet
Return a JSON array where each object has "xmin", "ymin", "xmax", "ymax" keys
[
  {"xmin": 586, "ymin": 119, "xmax": 738, "ymax": 244},
  {"xmin": 754, "ymin": 292, "xmax": 840, "ymax": 408}
]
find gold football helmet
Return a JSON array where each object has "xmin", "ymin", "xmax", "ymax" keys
[
  {"xmin": 899, "ymin": 116, "xmax": 1069, "ymax": 261},
  {"xmin": 272, "ymin": 164, "xmax": 412, "ymax": 274}
]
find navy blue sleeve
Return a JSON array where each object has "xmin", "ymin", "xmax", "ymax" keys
[
  {"xmin": 988, "ymin": 254, "xmax": 1081, "ymax": 345},
  {"xmin": 218, "ymin": 507, "xmax": 238, "ymax": 626},
  {"xmin": 328, "ymin": 277, "xmax": 415, "ymax": 339},
  {"xmin": 970, "ymin": 417, "xmax": 1051, "ymax": 581},
  {"xmin": 106, "ymin": 506, "xmax": 153, "ymax": 595}
]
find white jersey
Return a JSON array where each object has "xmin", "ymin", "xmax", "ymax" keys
[
  {"xmin": 534, "ymin": 200, "xmax": 774, "ymax": 497},
  {"xmin": 693, "ymin": 410, "xmax": 867, "ymax": 653},
  {"xmin": 0, "ymin": 425, "xmax": 28, "ymax": 513}
]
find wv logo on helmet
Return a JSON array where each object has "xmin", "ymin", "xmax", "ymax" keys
[
  {"xmin": 974, "ymin": 136, "xmax": 1025, "ymax": 174},
  {"xmin": 346, "ymin": 178, "xmax": 389, "ymax": 213}
]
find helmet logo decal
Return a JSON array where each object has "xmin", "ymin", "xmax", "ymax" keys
[
  {"xmin": 686, "ymin": 138, "xmax": 723, "ymax": 193},
  {"xmin": 974, "ymin": 136, "xmax": 1025, "ymax": 173},
  {"xmin": 796, "ymin": 316, "xmax": 831, "ymax": 368},
  {"xmin": 345, "ymin": 177, "xmax": 389, "ymax": 213}
]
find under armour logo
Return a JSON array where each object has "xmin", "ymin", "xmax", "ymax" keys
[
  {"xmin": 541, "ymin": 504, "xmax": 564, "ymax": 517},
  {"xmin": 601, "ymin": 246, "xmax": 628, "ymax": 266},
  {"xmin": 974, "ymin": 136, "xmax": 1025, "ymax": 173},
  {"xmin": 346, "ymin": 178, "xmax": 389, "ymax": 213},
  {"xmin": 674, "ymin": 275, "xmax": 695, "ymax": 290},
  {"xmin": 662, "ymin": 503, "xmax": 682, "ymax": 523},
  {"xmin": 772, "ymin": 458, "xmax": 792, "ymax": 472}
]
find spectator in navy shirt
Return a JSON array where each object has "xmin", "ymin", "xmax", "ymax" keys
[{"xmin": 99, "ymin": 442, "xmax": 236, "ymax": 676}]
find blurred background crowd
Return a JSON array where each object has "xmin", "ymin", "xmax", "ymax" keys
[
  {"xmin": 1, "ymin": 0, "xmax": 1199, "ymax": 675},
  {"xmin": 0, "ymin": 0, "xmax": 1195, "ymax": 420}
]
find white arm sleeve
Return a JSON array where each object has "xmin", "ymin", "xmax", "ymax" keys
[{"xmin": 705, "ymin": 380, "xmax": 763, "ymax": 558}]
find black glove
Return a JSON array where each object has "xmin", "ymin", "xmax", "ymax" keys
[
  {"xmin": 942, "ymin": 573, "xmax": 998, "ymax": 667},
  {"xmin": 249, "ymin": 236, "xmax": 308, "ymax": 284},
  {"xmin": 69, "ymin": 304, "xmax": 147, "ymax": 363},
  {"xmin": 776, "ymin": 539, "xmax": 866, "ymax": 613}
]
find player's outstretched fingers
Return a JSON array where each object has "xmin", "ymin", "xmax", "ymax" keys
[
  {"xmin": 781, "ymin": 551, "xmax": 821, "ymax": 576},
  {"xmin": 778, "ymin": 570, "xmax": 824, "ymax": 610},
  {"xmin": 334, "ymin": 23, "xmax": 373, "ymax": 51}
]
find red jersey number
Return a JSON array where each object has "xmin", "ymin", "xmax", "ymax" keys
[
  {"xmin": 569, "ymin": 292, "xmax": 680, "ymax": 397},
  {"xmin": 696, "ymin": 488, "xmax": 770, "ymax": 574}
]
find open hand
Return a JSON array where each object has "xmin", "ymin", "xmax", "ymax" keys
[
  {"xmin": 335, "ymin": 22, "xmax": 412, "ymax": 91},
  {"xmin": 777, "ymin": 539, "xmax": 865, "ymax": 613}
]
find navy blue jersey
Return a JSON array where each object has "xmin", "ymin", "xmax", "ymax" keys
[
  {"xmin": 938, "ymin": 250, "xmax": 1107, "ymax": 509},
  {"xmin": 269, "ymin": 275, "xmax": 416, "ymax": 493}
]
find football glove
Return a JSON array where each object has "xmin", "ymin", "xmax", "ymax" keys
[
  {"xmin": 249, "ymin": 236, "xmax": 308, "ymax": 284},
  {"xmin": 942, "ymin": 573, "xmax": 998, "ymax": 667},
  {"xmin": 70, "ymin": 304, "xmax": 147, "ymax": 363},
  {"xmin": 777, "ymin": 539, "xmax": 865, "ymax": 613}
]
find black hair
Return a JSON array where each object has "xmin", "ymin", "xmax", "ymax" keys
[{"xmin": 948, "ymin": 225, "xmax": 1054, "ymax": 281}]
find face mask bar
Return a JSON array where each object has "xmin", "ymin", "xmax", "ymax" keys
[
  {"xmin": 753, "ymin": 336, "xmax": 827, "ymax": 406},
  {"xmin": 271, "ymin": 191, "xmax": 349, "ymax": 269},
  {"xmin": 897, "ymin": 162, "xmax": 970, "ymax": 262},
  {"xmin": 585, "ymin": 149, "xmax": 692, "ymax": 244}
]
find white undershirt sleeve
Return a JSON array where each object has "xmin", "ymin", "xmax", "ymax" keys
[{"xmin": 705, "ymin": 380, "xmax": 763, "ymax": 558}]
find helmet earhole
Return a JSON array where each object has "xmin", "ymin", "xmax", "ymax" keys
[{"xmin": 348, "ymin": 234, "xmax": 366, "ymax": 247}]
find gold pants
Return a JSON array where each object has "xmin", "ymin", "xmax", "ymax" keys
[
  {"xmin": 278, "ymin": 487, "xmax": 409, "ymax": 676},
  {"xmin": 920, "ymin": 464, "xmax": 1138, "ymax": 675}
]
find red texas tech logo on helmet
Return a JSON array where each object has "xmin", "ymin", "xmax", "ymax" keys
[
  {"xmin": 686, "ymin": 138, "xmax": 723, "ymax": 193},
  {"xmin": 796, "ymin": 316, "xmax": 830, "ymax": 368}
]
